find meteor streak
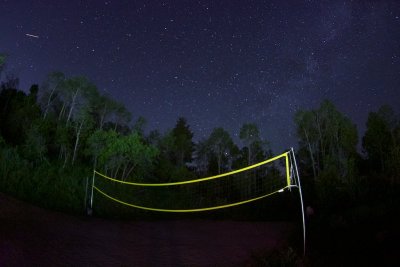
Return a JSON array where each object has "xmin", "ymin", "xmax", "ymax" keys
[{"xmin": 26, "ymin": 33, "xmax": 39, "ymax": 38}]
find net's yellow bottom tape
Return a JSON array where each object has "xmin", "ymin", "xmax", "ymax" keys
[{"xmin": 93, "ymin": 185, "xmax": 291, "ymax": 213}]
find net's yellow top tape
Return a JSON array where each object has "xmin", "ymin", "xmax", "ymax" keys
[{"xmin": 94, "ymin": 152, "xmax": 290, "ymax": 187}]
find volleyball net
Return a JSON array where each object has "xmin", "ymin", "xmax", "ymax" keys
[{"xmin": 90, "ymin": 150, "xmax": 301, "ymax": 213}]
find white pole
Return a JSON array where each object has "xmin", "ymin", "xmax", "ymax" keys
[
  {"xmin": 288, "ymin": 152, "xmax": 295, "ymax": 190},
  {"xmin": 90, "ymin": 170, "xmax": 95, "ymax": 212},
  {"xmin": 291, "ymin": 147, "xmax": 306, "ymax": 256}
]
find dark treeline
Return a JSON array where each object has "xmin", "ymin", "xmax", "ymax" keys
[
  {"xmin": 0, "ymin": 68, "xmax": 274, "ymax": 214},
  {"xmin": 294, "ymin": 101, "xmax": 400, "ymax": 266},
  {"xmin": 0, "ymin": 56, "xmax": 399, "ymax": 209},
  {"xmin": 1, "ymin": 55, "xmax": 400, "ymax": 262}
]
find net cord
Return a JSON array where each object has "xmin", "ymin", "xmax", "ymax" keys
[
  {"xmin": 94, "ymin": 152, "xmax": 289, "ymax": 187},
  {"xmin": 93, "ymin": 185, "xmax": 292, "ymax": 213}
]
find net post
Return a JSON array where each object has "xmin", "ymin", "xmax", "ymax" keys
[
  {"xmin": 285, "ymin": 153, "xmax": 291, "ymax": 187},
  {"xmin": 290, "ymin": 147, "xmax": 306, "ymax": 256},
  {"xmin": 288, "ymin": 152, "xmax": 295, "ymax": 191},
  {"xmin": 88, "ymin": 170, "xmax": 95, "ymax": 215}
]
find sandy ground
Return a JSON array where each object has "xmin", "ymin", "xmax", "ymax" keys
[{"xmin": 0, "ymin": 194, "xmax": 293, "ymax": 266}]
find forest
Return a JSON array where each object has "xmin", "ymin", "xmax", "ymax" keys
[{"xmin": 1, "ymin": 54, "xmax": 399, "ymax": 264}]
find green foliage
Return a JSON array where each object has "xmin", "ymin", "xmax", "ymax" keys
[
  {"xmin": 295, "ymin": 100, "xmax": 358, "ymax": 183},
  {"xmin": 21, "ymin": 123, "xmax": 48, "ymax": 165},
  {"xmin": 0, "ymin": 74, "xmax": 133, "ymax": 214},
  {"xmin": 0, "ymin": 144, "xmax": 86, "ymax": 213},
  {"xmin": 294, "ymin": 100, "xmax": 362, "ymax": 214},
  {"xmin": 363, "ymin": 105, "xmax": 400, "ymax": 183},
  {"xmin": 0, "ymin": 86, "xmax": 41, "ymax": 145},
  {"xmin": 140, "ymin": 128, "xmax": 194, "ymax": 185},
  {"xmin": 0, "ymin": 145, "xmax": 28, "ymax": 194},
  {"xmin": 88, "ymin": 130, "xmax": 159, "ymax": 181}
]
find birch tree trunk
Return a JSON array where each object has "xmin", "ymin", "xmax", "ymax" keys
[
  {"xmin": 58, "ymin": 103, "xmax": 65, "ymax": 121},
  {"xmin": 67, "ymin": 88, "xmax": 79, "ymax": 124},
  {"xmin": 304, "ymin": 128, "xmax": 317, "ymax": 180},
  {"xmin": 72, "ymin": 120, "xmax": 84, "ymax": 165},
  {"xmin": 43, "ymin": 85, "xmax": 57, "ymax": 119}
]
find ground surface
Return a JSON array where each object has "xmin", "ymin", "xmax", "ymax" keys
[{"xmin": 0, "ymin": 194, "xmax": 293, "ymax": 266}]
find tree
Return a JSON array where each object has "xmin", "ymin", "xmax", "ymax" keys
[
  {"xmin": 172, "ymin": 117, "xmax": 194, "ymax": 166},
  {"xmin": 239, "ymin": 123, "xmax": 269, "ymax": 166},
  {"xmin": 21, "ymin": 123, "xmax": 48, "ymax": 165},
  {"xmin": 151, "ymin": 130, "xmax": 192, "ymax": 183},
  {"xmin": 90, "ymin": 93, "xmax": 121, "ymax": 130},
  {"xmin": 133, "ymin": 116, "xmax": 146, "ymax": 137},
  {"xmin": 0, "ymin": 80, "xmax": 41, "ymax": 146},
  {"xmin": 193, "ymin": 139, "xmax": 210, "ymax": 176},
  {"xmin": 112, "ymin": 102, "xmax": 131, "ymax": 133},
  {"xmin": 1, "ymin": 74, "xmax": 19, "ymax": 90},
  {"xmin": 295, "ymin": 100, "xmax": 358, "ymax": 183},
  {"xmin": 40, "ymin": 72, "xmax": 65, "ymax": 119},
  {"xmin": 295, "ymin": 110, "xmax": 319, "ymax": 180},
  {"xmin": 86, "ymin": 129, "xmax": 118, "ymax": 170},
  {"xmin": 46, "ymin": 75, "xmax": 95, "ymax": 125},
  {"xmin": 91, "ymin": 131, "xmax": 159, "ymax": 181},
  {"xmin": 71, "ymin": 107, "xmax": 95, "ymax": 165},
  {"xmin": 55, "ymin": 123, "xmax": 72, "ymax": 168},
  {"xmin": 363, "ymin": 105, "xmax": 400, "ymax": 182},
  {"xmin": 0, "ymin": 53, "xmax": 7, "ymax": 79},
  {"xmin": 47, "ymin": 76, "xmax": 100, "ymax": 166},
  {"xmin": 42, "ymin": 74, "xmax": 111, "ymax": 167},
  {"xmin": 147, "ymin": 129, "xmax": 161, "ymax": 146},
  {"xmin": 207, "ymin": 127, "xmax": 237, "ymax": 174}
]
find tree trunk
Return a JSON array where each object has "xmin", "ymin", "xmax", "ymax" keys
[
  {"xmin": 121, "ymin": 164, "xmax": 128, "ymax": 180},
  {"xmin": 93, "ymin": 156, "xmax": 97, "ymax": 171},
  {"xmin": 67, "ymin": 88, "xmax": 79, "ymax": 124},
  {"xmin": 304, "ymin": 129, "xmax": 317, "ymax": 180},
  {"xmin": 58, "ymin": 103, "xmax": 65, "ymax": 121},
  {"xmin": 114, "ymin": 121, "xmax": 119, "ymax": 132},
  {"xmin": 315, "ymin": 114, "xmax": 325, "ymax": 157},
  {"xmin": 114, "ymin": 161, "xmax": 123, "ymax": 180},
  {"xmin": 62, "ymin": 150, "xmax": 68, "ymax": 168},
  {"xmin": 72, "ymin": 120, "xmax": 84, "ymax": 165},
  {"xmin": 248, "ymin": 145, "xmax": 252, "ymax": 166},
  {"xmin": 125, "ymin": 164, "xmax": 136, "ymax": 180},
  {"xmin": 99, "ymin": 104, "xmax": 107, "ymax": 130},
  {"xmin": 43, "ymin": 85, "xmax": 57, "ymax": 119},
  {"xmin": 217, "ymin": 153, "xmax": 221, "ymax": 174}
]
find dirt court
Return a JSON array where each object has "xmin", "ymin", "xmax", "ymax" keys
[{"xmin": 0, "ymin": 194, "xmax": 293, "ymax": 266}]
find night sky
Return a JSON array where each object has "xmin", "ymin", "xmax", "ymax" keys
[{"xmin": 1, "ymin": 0, "xmax": 399, "ymax": 152}]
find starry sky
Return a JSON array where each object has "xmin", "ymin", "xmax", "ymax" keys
[{"xmin": 1, "ymin": 0, "xmax": 399, "ymax": 152}]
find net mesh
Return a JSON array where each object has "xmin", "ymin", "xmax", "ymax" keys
[{"xmin": 93, "ymin": 152, "xmax": 292, "ymax": 212}]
